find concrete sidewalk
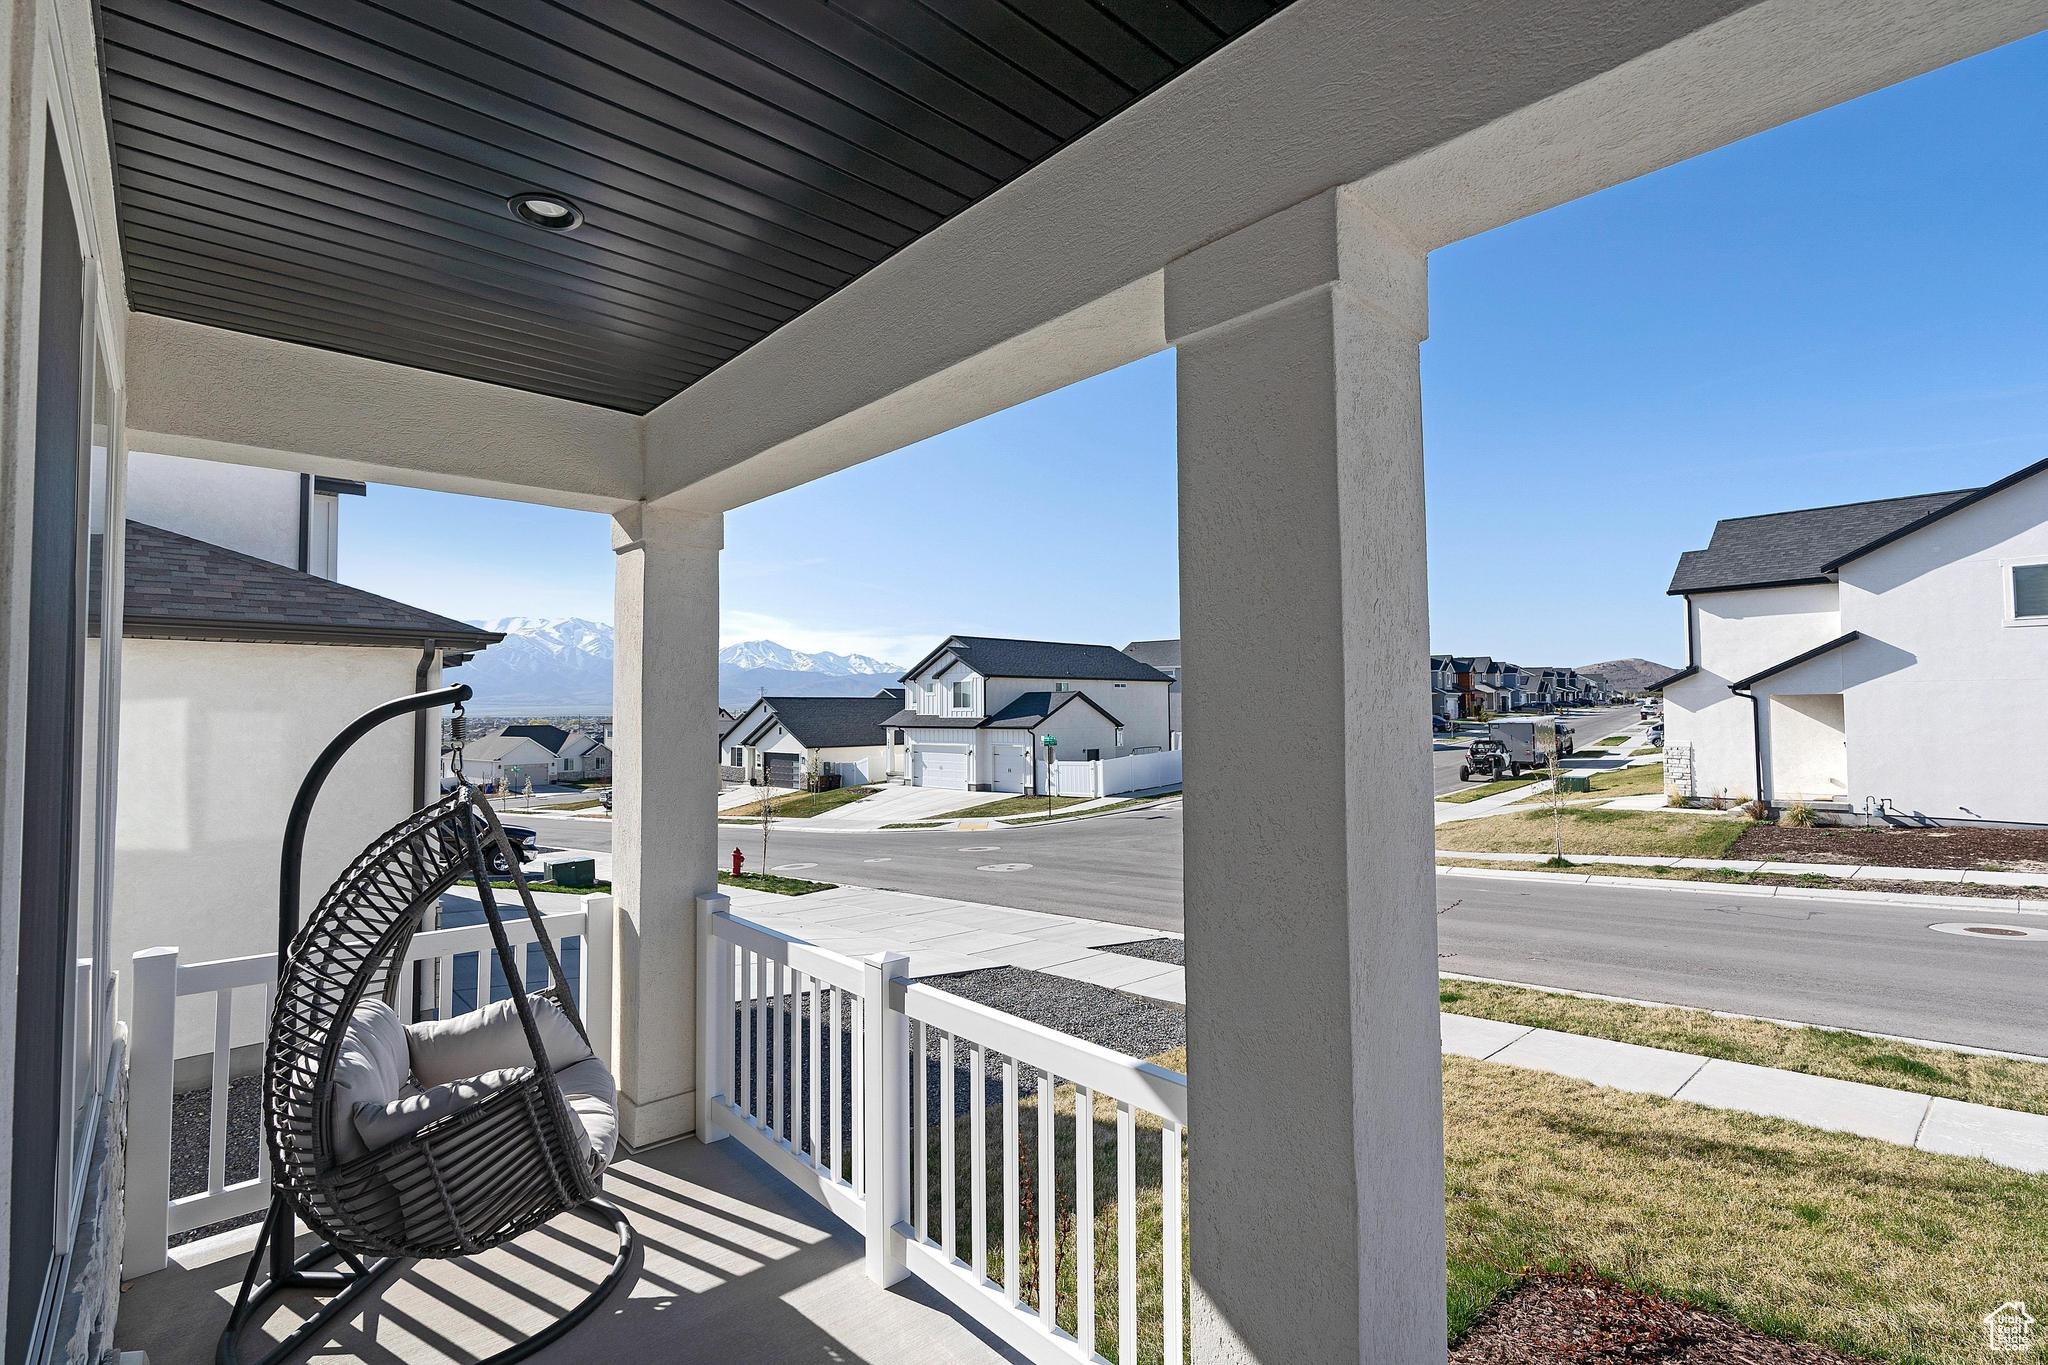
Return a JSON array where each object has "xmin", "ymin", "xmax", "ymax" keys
[
  {"xmin": 1442, "ymin": 1012, "xmax": 2048, "ymax": 1173},
  {"xmin": 726, "ymin": 880, "xmax": 2048, "ymax": 1176}
]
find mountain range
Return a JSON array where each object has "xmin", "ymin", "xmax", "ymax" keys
[
  {"xmin": 447, "ymin": 619, "xmax": 903, "ymax": 713},
  {"xmin": 1577, "ymin": 658, "xmax": 1677, "ymax": 691}
]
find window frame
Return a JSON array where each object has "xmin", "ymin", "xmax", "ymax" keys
[{"xmin": 2005, "ymin": 557, "xmax": 2048, "ymax": 627}]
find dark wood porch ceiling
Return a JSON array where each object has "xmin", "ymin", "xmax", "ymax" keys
[{"xmin": 96, "ymin": 0, "xmax": 1294, "ymax": 413}]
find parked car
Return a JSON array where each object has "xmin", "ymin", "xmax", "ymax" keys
[
  {"xmin": 1432, "ymin": 715, "xmax": 1454, "ymax": 734},
  {"xmin": 597, "ymin": 787, "xmax": 613, "ymax": 811},
  {"xmin": 1639, "ymin": 701, "xmax": 1662, "ymax": 720},
  {"xmin": 486, "ymin": 823, "xmax": 538, "ymax": 876}
]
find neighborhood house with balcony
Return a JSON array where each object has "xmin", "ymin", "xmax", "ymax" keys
[
  {"xmin": 1658, "ymin": 455, "xmax": 2048, "ymax": 824},
  {"xmin": 886, "ymin": 636, "xmax": 1172, "ymax": 791}
]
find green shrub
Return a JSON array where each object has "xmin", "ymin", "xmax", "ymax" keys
[{"xmin": 1784, "ymin": 802, "xmax": 1816, "ymax": 827}]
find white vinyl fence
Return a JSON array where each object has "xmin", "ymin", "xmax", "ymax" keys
[
  {"xmin": 697, "ymin": 900, "xmax": 1190, "ymax": 1364},
  {"xmin": 122, "ymin": 894, "xmax": 613, "ymax": 1277},
  {"xmin": 1051, "ymin": 749, "xmax": 1183, "ymax": 800}
]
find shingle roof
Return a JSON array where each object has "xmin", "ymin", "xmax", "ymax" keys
[
  {"xmin": 496, "ymin": 723, "xmax": 570, "ymax": 753},
  {"xmin": 744, "ymin": 693, "xmax": 903, "ymax": 750},
  {"xmin": 905, "ymin": 635, "xmax": 1170, "ymax": 683},
  {"xmin": 982, "ymin": 690, "xmax": 1123, "ymax": 730},
  {"xmin": 1667, "ymin": 491, "xmax": 1973, "ymax": 595},
  {"xmin": 120, "ymin": 520, "xmax": 503, "ymax": 649},
  {"xmin": 463, "ymin": 735, "xmax": 553, "ymax": 763}
]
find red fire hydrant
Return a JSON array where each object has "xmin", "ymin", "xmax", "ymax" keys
[{"xmin": 730, "ymin": 847, "xmax": 745, "ymax": 877}]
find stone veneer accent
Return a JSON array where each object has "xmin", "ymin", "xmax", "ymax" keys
[{"xmin": 53, "ymin": 1032, "xmax": 129, "ymax": 1364}]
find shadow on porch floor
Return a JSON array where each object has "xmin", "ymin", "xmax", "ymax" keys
[{"xmin": 116, "ymin": 1135, "xmax": 1022, "ymax": 1364}]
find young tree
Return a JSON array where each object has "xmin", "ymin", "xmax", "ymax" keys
[
  {"xmin": 1545, "ymin": 727, "xmax": 1568, "ymax": 865},
  {"xmin": 759, "ymin": 783, "xmax": 776, "ymax": 872}
]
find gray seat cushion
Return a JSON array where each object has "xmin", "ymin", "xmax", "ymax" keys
[
  {"xmin": 405, "ymin": 993, "xmax": 591, "ymax": 1087},
  {"xmin": 554, "ymin": 1055, "xmax": 620, "ymax": 1171},
  {"xmin": 328, "ymin": 1000, "xmax": 411, "ymax": 1166},
  {"xmin": 352, "ymin": 1066, "xmax": 531, "ymax": 1154}
]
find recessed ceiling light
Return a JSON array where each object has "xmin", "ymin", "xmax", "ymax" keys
[{"xmin": 508, "ymin": 191, "xmax": 583, "ymax": 231}]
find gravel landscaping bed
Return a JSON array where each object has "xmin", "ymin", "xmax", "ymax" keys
[
  {"xmin": 1732, "ymin": 822, "xmax": 2048, "ymax": 871},
  {"xmin": 1094, "ymin": 937, "xmax": 1184, "ymax": 966},
  {"xmin": 168, "ymin": 1076, "xmax": 264, "ymax": 1246},
  {"xmin": 1450, "ymin": 1272, "xmax": 1873, "ymax": 1363}
]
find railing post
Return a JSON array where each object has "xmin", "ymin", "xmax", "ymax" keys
[
  {"xmin": 863, "ymin": 950, "xmax": 910, "ymax": 1286},
  {"xmin": 122, "ymin": 947, "xmax": 179, "ymax": 1277},
  {"xmin": 695, "ymin": 894, "xmax": 731, "ymax": 1143},
  {"xmin": 583, "ymin": 893, "xmax": 615, "ymax": 1071}
]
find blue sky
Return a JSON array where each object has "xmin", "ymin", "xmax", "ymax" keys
[{"xmin": 340, "ymin": 32, "xmax": 2048, "ymax": 672}]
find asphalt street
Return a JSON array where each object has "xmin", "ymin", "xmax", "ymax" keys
[
  {"xmin": 1432, "ymin": 702, "xmax": 1643, "ymax": 794},
  {"xmin": 520, "ymin": 789, "xmax": 2047, "ymax": 1055}
]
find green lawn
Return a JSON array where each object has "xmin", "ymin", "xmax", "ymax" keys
[
  {"xmin": 928, "ymin": 1047, "xmax": 2048, "ymax": 1363},
  {"xmin": 1514, "ymin": 761, "xmax": 1666, "ymax": 804},
  {"xmin": 938, "ymin": 794, "xmax": 1089, "ymax": 819},
  {"xmin": 1000, "ymin": 791, "xmax": 1182, "ymax": 825},
  {"xmin": 457, "ymin": 878, "xmax": 611, "ymax": 896},
  {"xmin": 881, "ymin": 821, "xmax": 947, "ymax": 830},
  {"xmin": 1440, "ymin": 978, "xmax": 2048, "ymax": 1116},
  {"xmin": 1595, "ymin": 734, "xmax": 1631, "ymax": 745},
  {"xmin": 717, "ymin": 870, "xmax": 834, "ymax": 896},
  {"xmin": 1437, "ymin": 806, "xmax": 1751, "ymax": 858},
  {"xmin": 1439, "ymin": 776, "xmax": 1543, "ymax": 804},
  {"xmin": 721, "ymin": 785, "xmax": 879, "ymax": 819}
]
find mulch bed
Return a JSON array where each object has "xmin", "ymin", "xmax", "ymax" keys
[
  {"xmin": 1452, "ymin": 1273, "xmax": 1871, "ymax": 1363},
  {"xmin": 1732, "ymin": 823, "xmax": 2048, "ymax": 871}
]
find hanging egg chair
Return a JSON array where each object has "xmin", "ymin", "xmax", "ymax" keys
[{"xmin": 218, "ymin": 684, "xmax": 633, "ymax": 1365}]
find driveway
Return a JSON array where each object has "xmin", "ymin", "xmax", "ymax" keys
[{"xmin": 780, "ymin": 783, "xmax": 991, "ymax": 829}]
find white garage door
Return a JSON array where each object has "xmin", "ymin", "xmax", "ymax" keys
[
  {"xmin": 914, "ymin": 749, "xmax": 970, "ymax": 790},
  {"xmin": 990, "ymin": 745, "xmax": 1028, "ymax": 793}
]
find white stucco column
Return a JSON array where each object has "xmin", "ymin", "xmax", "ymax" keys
[
  {"xmin": 1169, "ymin": 188, "xmax": 1445, "ymax": 1363},
  {"xmin": 610, "ymin": 504, "xmax": 722, "ymax": 1146}
]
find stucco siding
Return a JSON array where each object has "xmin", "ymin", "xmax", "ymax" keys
[
  {"xmin": 113, "ymin": 639, "xmax": 428, "ymax": 1058},
  {"xmin": 125, "ymin": 450, "xmax": 301, "ymax": 568}
]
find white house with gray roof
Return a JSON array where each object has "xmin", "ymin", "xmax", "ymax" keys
[
  {"xmin": 724, "ymin": 690, "xmax": 905, "ymax": 789},
  {"xmin": 1659, "ymin": 455, "xmax": 2048, "ymax": 825},
  {"xmin": 888, "ymin": 636, "xmax": 1172, "ymax": 791}
]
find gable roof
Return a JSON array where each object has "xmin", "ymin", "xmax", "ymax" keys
[
  {"xmin": 735, "ymin": 693, "xmax": 902, "ymax": 750},
  {"xmin": 497, "ymin": 723, "xmax": 570, "ymax": 753},
  {"xmin": 1667, "ymin": 488, "xmax": 1982, "ymax": 596},
  {"xmin": 983, "ymin": 690, "xmax": 1124, "ymax": 730},
  {"xmin": 902, "ymin": 635, "xmax": 1170, "ymax": 684},
  {"xmin": 119, "ymin": 520, "xmax": 502, "ymax": 651},
  {"xmin": 1728, "ymin": 632, "xmax": 1861, "ymax": 692},
  {"xmin": 463, "ymin": 735, "xmax": 554, "ymax": 764}
]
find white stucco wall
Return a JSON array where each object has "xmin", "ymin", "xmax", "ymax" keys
[
  {"xmin": 125, "ymin": 449, "xmax": 301, "ymax": 567},
  {"xmin": 1764, "ymin": 694, "xmax": 1847, "ymax": 804},
  {"xmin": 113, "ymin": 639, "xmax": 431, "ymax": 1058},
  {"xmin": 1664, "ymin": 584, "xmax": 1841, "ymax": 802},
  {"xmin": 1836, "ymin": 471, "xmax": 2048, "ymax": 823}
]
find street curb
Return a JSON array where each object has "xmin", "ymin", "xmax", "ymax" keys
[{"xmin": 1436, "ymin": 863, "xmax": 2044, "ymax": 914}]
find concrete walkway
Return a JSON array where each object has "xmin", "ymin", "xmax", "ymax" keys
[{"xmin": 728, "ymin": 881, "xmax": 2048, "ymax": 1176}]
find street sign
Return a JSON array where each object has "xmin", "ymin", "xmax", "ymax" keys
[{"xmin": 1042, "ymin": 735, "xmax": 1057, "ymax": 747}]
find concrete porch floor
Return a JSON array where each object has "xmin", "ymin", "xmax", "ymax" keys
[{"xmin": 117, "ymin": 1137, "xmax": 1020, "ymax": 1365}]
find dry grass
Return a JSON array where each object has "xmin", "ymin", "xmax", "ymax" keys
[
  {"xmin": 1440, "ymin": 775, "xmax": 1545, "ymax": 804},
  {"xmin": 1438, "ymin": 806, "xmax": 1750, "ymax": 857},
  {"xmin": 1446, "ymin": 1058, "xmax": 2048, "ymax": 1362},
  {"xmin": 1439, "ymin": 978, "xmax": 2048, "ymax": 1115},
  {"xmin": 925, "ymin": 1048, "xmax": 2048, "ymax": 1362},
  {"xmin": 939, "ymin": 794, "xmax": 1090, "ymax": 819},
  {"xmin": 922, "ymin": 1046, "xmax": 1186, "ymax": 1363}
]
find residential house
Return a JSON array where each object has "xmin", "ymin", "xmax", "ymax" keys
[
  {"xmin": 723, "ymin": 690, "xmax": 905, "ymax": 788},
  {"xmin": 458, "ymin": 733, "xmax": 558, "ymax": 791},
  {"xmin": 1660, "ymin": 456, "xmax": 2048, "ymax": 823},
  {"xmin": 889, "ymin": 636, "xmax": 1172, "ymax": 791},
  {"xmin": 7, "ymin": 4, "xmax": 2017, "ymax": 1361},
  {"xmin": 1428, "ymin": 656, "xmax": 1463, "ymax": 721},
  {"xmin": 1123, "ymin": 638, "xmax": 1183, "ymax": 748},
  {"xmin": 555, "ymin": 730, "xmax": 612, "ymax": 781},
  {"xmin": 483, "ymin": 722, "xmax": 611, "ymax": 782},
  {"xmin": 112, "ymin": 500, "xmax": 499, "ymax": 1065}
]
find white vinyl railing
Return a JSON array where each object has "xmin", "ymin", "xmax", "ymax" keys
[
  {"xmin": 697, "ymin": 899, "xmax": 1189, "ymax": 1365},
  {"xmin": 121, "ymin": 894, "xmax": 612, "ymax": 1277}
]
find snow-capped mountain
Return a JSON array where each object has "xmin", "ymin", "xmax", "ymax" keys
[
  {"xmin": 447, "ymin": 622, "xmax": 903, "ymax": 714},
  {"xmin": 449, "ymin": 617, "xmax": 615, "ymax": 713},
  {"xmin": 717, "ymin": 640, "xmax": 904, "ymax": 710},
  {"xmin": 717, "ymin": 640, "xmax": 897, "ymax": 677}
]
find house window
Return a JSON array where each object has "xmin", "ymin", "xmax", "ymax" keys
[
  {"xmin": 951, "ymin": 680, "xmax": 972, "ymax": 709},
  {"xmin": 1053, "ymin": 682, "xmax": 1070, "ymax": 692},
  {"xmin": 2010, "ymin": 561, "xmax": 2048, "ymax": 623}
]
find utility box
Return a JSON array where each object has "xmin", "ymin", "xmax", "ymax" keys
[
  {"xmin": 1557, "ymin": 775, "xmax": 1592, "ymax": 794},
  {"xmin": 540, "ymin": 853, "xmax": 597, "ymax": 889}
]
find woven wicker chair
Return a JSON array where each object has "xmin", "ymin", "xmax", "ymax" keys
[{"xmin": 217, "ymin": 686, "xmax": 633, "ymax": 1365}]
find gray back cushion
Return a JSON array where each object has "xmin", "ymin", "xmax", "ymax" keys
[
  {"xmin": 406, "ymin": 993, "xmax": 591, "ymax": 1088},
  {"xmin": 328, "ymin": 1000, "xmax": 412, "ymax": 1166}
]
